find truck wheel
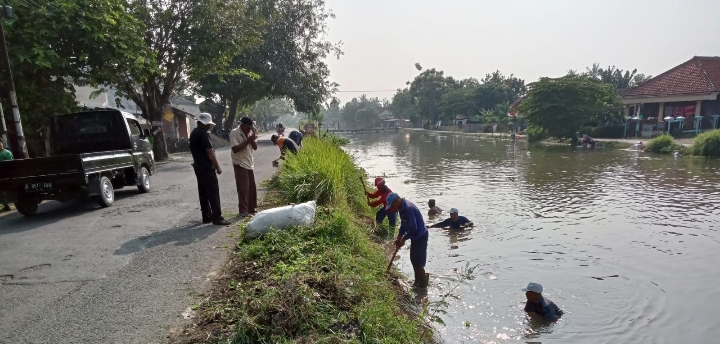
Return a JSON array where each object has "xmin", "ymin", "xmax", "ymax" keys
[
  {"xmin": 15, "ymin": 201, "xmax": 39, "ymax": 216},
  {"xmin": 94, "ymin": 176, "xmax": 114, "ymax": 207},
  {"xmin": 137, "ymin": 167, "xmax": 150, "ymax": 193}
]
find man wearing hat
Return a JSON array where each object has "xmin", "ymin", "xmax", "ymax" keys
[
  {"xmin": 366, "ymin": 177, "xmax": 396, "ymax": 227},
  {"xmin": 429, "ymin": 208, "xmax": 473, "ymax": 229},
  {"xmin": 522, "ymin": 282, "xmax": 564, "ymax": 322},
  {"xmin": 386, "ymin": 193, "xmax": 429, "ymax": 288},
  {"xmin": 189, "ymin": 113, "xmax": 230, "ymax": 225},
  {"xmin": 229, "ymin": 117, "xmax": 258, "ymax": 217}
]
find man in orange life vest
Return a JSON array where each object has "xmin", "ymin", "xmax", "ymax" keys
[{"xmin": 366, "ymin": 177, "xmax": 397, "ymax": 227}]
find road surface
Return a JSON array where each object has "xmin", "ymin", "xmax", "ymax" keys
[{"xmin": 0, "ymin": 134, "xmax": 282, "ymax": 343}]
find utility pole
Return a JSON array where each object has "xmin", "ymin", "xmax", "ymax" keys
[{"xmin": 0, "ymin": 2, "xmax": 26, "ymax": 158}]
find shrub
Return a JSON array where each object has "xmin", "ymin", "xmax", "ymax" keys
[
  {"xmin": 646, "ymin": 134, "xmax": 677, "ymax": 154},
  {"xmin": 527, "ymin": 125, "xmax": 546, "ymax": 142},
  {"xmin": 692, "ymin": 129, "xmax": 720, "ymax": 157}
]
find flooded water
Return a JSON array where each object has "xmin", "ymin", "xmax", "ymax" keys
[{"xmin": 345, "ymin": 131, "xmax": 720, "ymax": 344}]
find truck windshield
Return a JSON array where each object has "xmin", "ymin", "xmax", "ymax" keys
[{"xmin": 52, "ymin": 111, "xmax": 132, "ymax": 155}]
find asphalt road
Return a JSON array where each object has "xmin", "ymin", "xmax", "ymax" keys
[{"xmin": 0, "ymin": 133, "xmax": 281, "ymax": 344}]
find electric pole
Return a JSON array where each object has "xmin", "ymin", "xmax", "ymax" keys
[{"xmin": 0, "ymin": 2, "xmax": 27, "ymax": 158}]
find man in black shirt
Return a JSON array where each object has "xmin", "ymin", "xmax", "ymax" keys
[{"xmin": 190, "ymin": 113, "xmax": 230, "ymax": 225}]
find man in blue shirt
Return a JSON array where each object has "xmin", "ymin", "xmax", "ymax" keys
[
  {"xmin": 522, "ymin": 282, "xmax": 564, "ymax": 322},
  {"xmin": 386, "ymin": 192, "xmax": 429, "ymax": 288},
  {"xmin": 430, "ymin": 208, "xmax": 473, "ymax": 229}
]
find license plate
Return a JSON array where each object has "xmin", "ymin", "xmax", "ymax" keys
[{"xmin": 25, "ymin": 182, "xmax": 53, "ymax": 192}]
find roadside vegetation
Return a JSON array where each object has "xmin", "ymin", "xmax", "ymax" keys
[
  {"xmin": 181, "ymin": 136, "xmax": 432, "ymax": 343},
  {"xmin": 692, "ymin": 130, "xmax": 720, "ymax": 157}
]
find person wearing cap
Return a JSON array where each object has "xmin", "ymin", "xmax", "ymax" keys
[
  {"xmin": 430, "ymin": 208, "xmax": 473, "ymax": 229},
  {"xmin": 229, "ymin": 117, "xmax": 258, "ymax": 217},
  {"xmin": 386, "ymin": 193, "xmax": 429, "ymax": 288},
  {"xmin": 271, "ymin": 134, "xmax": 299, "ymax": 157},
  {"xmin": 189, "ymin": 113, "xmax": 230, "ymax": 225},
  {"xmin": 366, "ymin": 177, "xmax": 396, "ymax": 227},
  {"xmin": 427, "ymin": 199, "xmax": 442, "ymax": 218},
  {"xmin": 522, "ymin": 282, "xmax": 564, "ymax": 322}
]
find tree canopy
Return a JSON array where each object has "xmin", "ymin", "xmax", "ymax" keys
[
  {"xmin": 2, "ymin": 0, "xmax": 150, "ymax": 132},
  {"xmin": 518, "ymin": 75, "xmax": 621, "ymax": 142}
]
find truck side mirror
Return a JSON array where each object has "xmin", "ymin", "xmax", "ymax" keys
[{"xmin": 142, "ymin": 128, "xmax": 151, "ymax": 138}]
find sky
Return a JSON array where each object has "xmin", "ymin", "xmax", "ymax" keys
[{"xmin": 323, "ymin": 0, "xmax": 720, "ymax": 104}]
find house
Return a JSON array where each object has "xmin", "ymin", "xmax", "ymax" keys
[{"xmin": 621, "ymin": 56, "xmax": 720, "ymax": 137}]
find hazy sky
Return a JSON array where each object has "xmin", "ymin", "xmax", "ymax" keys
[{"xmin": 323, "ymin": 0, "xmax": 720, "ymax": 104}]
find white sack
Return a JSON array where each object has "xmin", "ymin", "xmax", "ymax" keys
[{"xmin": 245, "ymin": 200, "xmax": 317, "ymax": 239}]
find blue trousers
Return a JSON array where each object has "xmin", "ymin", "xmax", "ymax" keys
[{"xmin": 376, "ymin": 208, "xmax": 397, "ymax": 226}]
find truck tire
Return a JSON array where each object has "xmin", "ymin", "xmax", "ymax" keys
[
  {"xmin": 15, "ymin": 201, "xmax": 39, "ymax": 216},
  {"xmin": 94, "ymin": 176, "xmax": 114, "ymax": 208},
  {"xmin": 137, "ymin": 166, "xmax": 150, "ymax": 193}
]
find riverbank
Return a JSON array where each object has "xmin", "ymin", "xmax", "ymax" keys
[{"xmin": 174, "ymin": 136, "xmax": 433, "ymax": 343}]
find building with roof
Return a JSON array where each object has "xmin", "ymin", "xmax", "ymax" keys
[{"xmin": 621, "ymin": 56, "xmax": 720, "ymax": 136}]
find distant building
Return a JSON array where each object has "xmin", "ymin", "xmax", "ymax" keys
[{"xmin": 621, "ymin": 56, "xmax": 720, "ymax": 136}]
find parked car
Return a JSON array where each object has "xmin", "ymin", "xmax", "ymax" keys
[{"xmin": 0, "ymin": 109, "xmax": 155, "ymax": 216}]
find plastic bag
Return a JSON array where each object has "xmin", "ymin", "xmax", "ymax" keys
[{"xmin": 245, "ymin": 200, "xmax": 317, "ymax": 239}]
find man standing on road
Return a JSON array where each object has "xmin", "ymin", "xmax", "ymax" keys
[
  {"xmin": 190, "ymin": 113, "xmax": 230, "ymax": 225},
  {"xmin": 229, "ymin": 117, "xmax": 258, "ymax": 217},
  {"xmin": 0, "ymin": 140, "xmax": 12, "ymax": 211}
]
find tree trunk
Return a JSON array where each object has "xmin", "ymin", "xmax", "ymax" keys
[
  {"xmin": 149, "ymin": 107, "xmax": 169, "ymax": 161},
  {"xmin": 224, "ymin": 96, "xmax": 239, "ymax": 132}
]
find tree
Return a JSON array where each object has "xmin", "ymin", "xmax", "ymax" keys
[
  {"xmin": 481, "ymin": 70, "xmax": 527, "ymax": 99},
  {"xmin": 518, "ymin": 75, "xmax": 621, "ymax": 143},
  {"xmin": 251, "ymin": 98, "xmax": 293, "ymax": 125},
  {"xmin": 585, "ymin": 63, "xmax": 652, "ymax": 89},
  {"xmin": 390, "ymin": 88, "xmax": 419, "ymax": 125},
  {"xmin": 197, "ymin": 0, "xmax": 341, "ymax": 133},
  {"xmin": 354, "ymin": 107, "xmax": 380, "ymax": 128},
  {"xmin": 2, "ymin": 0, "xmax": 150, "ymax": 134},
  {"xmin": 409, "ymin": 68, "xmax": 458, "ymax": 124},
  {"xmin": 105, "ymin": 0, "xmax": 259, "ymax": 161},
  {"xmin": 438, "ymin": 88, "xmax": 478, "ymax": 121}
]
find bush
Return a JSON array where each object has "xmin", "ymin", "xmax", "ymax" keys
[
  {"xmin": 527, "ymin": 125, "xmax": 546, "ymax": 142},
  {"xmin": 692, "ymin": 129, "xmax": 720, "ymax": 157},
  {"xmin": 646, "ymin": 134, "xmax": 677, "ymax": 154}
]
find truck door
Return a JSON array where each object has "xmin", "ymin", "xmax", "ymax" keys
[{"xmin": 126, "ymin": 118, "xmax": 151, "ymax": 167}]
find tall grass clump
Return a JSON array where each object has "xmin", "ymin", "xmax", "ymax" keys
[
  {"xmin": 692, "ymin": 129, "xmax": 720, "ymax": 157},
  {"xmin": 194, "ymin": 136, "xmax": 432, "ymax": 343},
  {"xmin": 527, "ymin": 125, "xmax": 546, "ymax": 142},
  {"xmin": 646, "ymin": 134, "xmax": 677, "ymax": 154}
]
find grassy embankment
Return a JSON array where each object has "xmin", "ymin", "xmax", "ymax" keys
[{"xmin": 184, "ymin": 136, "xmax": 432, "ymax": 343}]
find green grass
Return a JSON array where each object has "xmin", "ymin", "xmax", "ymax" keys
[
  {"xmin": 646, "ymin": 134, "xmax": 680, "ymax": 154},
  {"xmin": 193, "ymin": 136, "xmax": 431, "ymax": 343},
  {"xmin": 692, "ymin": 129, "xmax": 720, "ymax": 157}
]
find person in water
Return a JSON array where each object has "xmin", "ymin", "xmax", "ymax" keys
[
  {"xmin": 430, "ymin": 208, "xmax": 473, "ymax": 229},
  {"xmin": 366, "ymin": 177, "xmax": 396, "ymax": 227},
  {"xmin": 427, "ymin": 199, "xmax": 443, "ymax": 217},
  {"xmin": 387, "ymin": 192, "xmax": 429, "ymax": 288},
  {"xmin": 522, "ymin": 282, "xmax": 564, "ymax": 322},
  {"xmin": 581, "ymin": 133, "xmax": 596, "ymax": 148}
]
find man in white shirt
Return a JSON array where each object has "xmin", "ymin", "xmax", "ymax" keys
[{"xmin": 229, "ymin": 117, "xmax": 258, "ymax": 216}]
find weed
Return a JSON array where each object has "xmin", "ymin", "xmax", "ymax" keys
[
  {"xmin": 692, "ymin": 129, "xmax": 720, "ymax": 157},
  {"xmin": 646, "ymin": 134, "xmax": 679, "ymax": 154}
]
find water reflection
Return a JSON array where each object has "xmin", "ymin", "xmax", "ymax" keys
[{"xmin": 345, "ymin": 131, "xmax": 720, "ymax": 344}]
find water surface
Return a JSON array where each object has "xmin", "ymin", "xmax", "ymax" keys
[{"xmin": 345, "ymin": 131, "xmax": 720, "ymax": 344}]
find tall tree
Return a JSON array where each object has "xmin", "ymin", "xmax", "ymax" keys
[
  {"xmin": 2, "ymin": 0, "xmax": 150, "ymax": 139},
  {"xmin": 518, "ymin": 75, "xmax": 621, "ymax": 143},
  {"xmin": 481, "ymin": 70, "xmax": 527, "ymax": 100},
  {"xmin": 409, "ymin": 68, "xmax": 457, "ymax": 123},
  {"xmin": 585, "ymin": 63, "xmax": 652, "ymax": 89},
  {"xmin": 197, "ymin": 0, "xmax": 341, "ymax": 132},
  {"xmin": 105, "ymin": 0, "xmax": 259, "ymax": 161}
]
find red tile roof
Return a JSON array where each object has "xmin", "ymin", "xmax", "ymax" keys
[{"xmin": 622, "ymin": 56, "xmax": 720, "ymax": 98}]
